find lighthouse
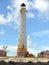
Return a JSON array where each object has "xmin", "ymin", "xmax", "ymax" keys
[{"xmin": 17, "ymin": 3, "xmax": 28, "ymax": 57}]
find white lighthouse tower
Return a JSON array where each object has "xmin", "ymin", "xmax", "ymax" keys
[{"xmin": 17, "ymin": 3, "xmax": 28, "ymax": 57}]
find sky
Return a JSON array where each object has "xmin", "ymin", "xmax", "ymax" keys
[{"xmin": 0, "ymin": 0, "xmax": 49, "ymax": 56}]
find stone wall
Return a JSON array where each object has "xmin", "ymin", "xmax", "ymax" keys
[{"xmin": 0, "ymin": 57, "xmax": 49, "ymax": 62}]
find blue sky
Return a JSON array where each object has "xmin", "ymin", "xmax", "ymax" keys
[{"xmin": 0, "ymin": 0, "xmax": 49, "ymax": 56}]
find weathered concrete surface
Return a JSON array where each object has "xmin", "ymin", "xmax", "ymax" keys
[{"xmin": 0, "ymin": 57, "xmax": 49, "ymax": 62}]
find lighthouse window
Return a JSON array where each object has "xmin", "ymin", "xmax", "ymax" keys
[
  {"xmin": 23, "ymin": 25, "xmax": 24, "ymax": 27},
  {"xmin": 20, "ymin": 34, "xmax": 21, "ymax": 36},
  {"xmin": 23, "ymin": 32, "xmax": 24, "ymax": 33}
]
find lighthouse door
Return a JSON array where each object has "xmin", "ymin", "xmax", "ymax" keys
[{"xmin": 19, "ymin": 52, "xmax": 25, "ymax": 57}]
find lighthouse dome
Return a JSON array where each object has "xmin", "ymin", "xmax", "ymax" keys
[{"xmin": 21, "ymin": 3, "xmax": 26, "ymax": 6}]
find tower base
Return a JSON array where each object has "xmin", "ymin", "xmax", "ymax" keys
[{"xmin": 17, "ymin": 44, "xmax": 29, "ymax": 57}]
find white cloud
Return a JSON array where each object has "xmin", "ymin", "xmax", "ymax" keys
[
  {"xmin": 27, "ymin": 48, "xmax": 36, "ymax": 55},
  {"xmin": 32, "ymin": 30, "xmax": 49, "ymax": 37},
  {"xmin": 7, "ymin": 46, "xmax": 39, "ymax": 56},
  {"xmin": 11, "ymin": 0, "xmax": 48, "ymax": 12},
  {"xmin": 33, "ymin": 0, "xmax": 48, "ymax": 12},
  {"xmin": 27, "ymin": 35, "xmax": 39, "ymax": 56},
  {"xmin": 7, "ymin": 0, "xmax": 33, "ymax": 28},
  {"xmin": 0, "ymin": 45, "xmax": 3, "ymax": 50},
  {"xmin": 6, "ymin": 45, "xmax": 38, "ymax": 56},
  {"xmin": 0, "ymin": 0, "xmax": 48, "ymax": 27},
  {"xmin": 11, "ymin": 0, "xmax": 31, "ymax": 10},
  {"xmin": 27, "ymin": 35, "xmax": 32, "ymax": 47},
  {"xmin": 33, "ymin": 0, "xmax": 49, "ymax": 21},
  {"xmin": 0, "ymin": 45, "xmax": 43, "ymax": 56},
  {"xmin": 0, "ymin": 44, "xmax": 48, "ymax": 56},
  {"xmin": 7, "ymin": 5, "xmax": 11, "ymax": 10},
  {"xmin": 28, "ymin": 48, "xmax": 41, "ymax": 56},
  {"xmin": 0, "ymin": 29, "xmax": 6, "ymax": 35},
  {"xmin": 10, "ymin": 0, "xmax": 49, "ymax": 25},
  {"xmin": 27, "ymin": 12, "xmax": 35, "ymax": 18},
  {"xmin": 43, "ymin": 46, "xmax": 49, "ymax": 50},
  {"xmin": 7, "ymin": 45, "xmax": 17, "ymax": 56},
  {"xmin": 0, "ymin": 45, "xmax": 17, "ymax": 56},
  {"xmin": 6, "ymin": 0, "xmax": 34, "ymax": 27},
  {"xmin": 0, "ymin": 13, "xmax": 13, "ymax": 25},
  {"xmin": 0, "ymin": 34, "xmax": 38, "ymax": 56},
  {"xmin": 0, "ymin": 15, "xmax": 6, "ymax": 24}
]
